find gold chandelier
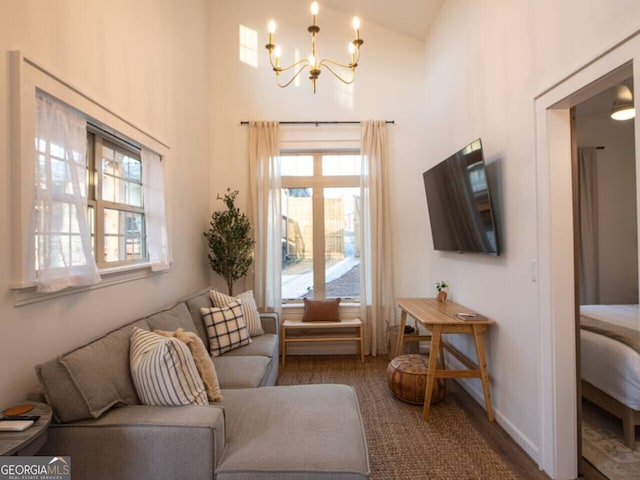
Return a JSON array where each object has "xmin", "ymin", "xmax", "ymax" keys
[{"xmin": 265, "ymin": 1, "xmax": 363, "ymax": 93}]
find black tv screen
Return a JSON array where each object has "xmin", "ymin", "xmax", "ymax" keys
[{"xmin": 423, "ymin": 139, "xmax": 500, "ymax": 255}]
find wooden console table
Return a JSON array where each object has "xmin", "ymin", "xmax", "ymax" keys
[{"xmin": 394, "ymin": 298, "xmax": 495, "ymax": 422}]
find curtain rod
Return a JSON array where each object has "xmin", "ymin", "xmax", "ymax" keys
[{"xmin": 240, "ymin": 120, "xmax": 395, "ymax": 126}]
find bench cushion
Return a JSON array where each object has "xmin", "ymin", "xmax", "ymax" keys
[
  {"xmin": 216, "ymin": 384, "xmax": 369, "ymax": 480},
  {"xmin": 302, "ymin": 297, "xmax": 341, "ymax": 322},
  {"xmin": 283, "ymin": 318, "xmax": 363, "ymax": 329}
]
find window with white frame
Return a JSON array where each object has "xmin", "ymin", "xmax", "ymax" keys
[
  {"xmin": 30, "ymin": 93, "xmax": 168, "ymax": 293},
  {"xmin": 280, "ymin": 151, "xmax": 361, "ymax": 301},
  {"xmin": 11, "ymin": 53, "xmax": 170, "ymax": 298},
  {"xmin": 88, "ymin": 129, "xmax": 148, "ymax": 268}
]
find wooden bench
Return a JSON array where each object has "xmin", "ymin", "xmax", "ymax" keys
[{"xmin": 281, "ymin": 318, "xmax": 365, "ymax": 365}]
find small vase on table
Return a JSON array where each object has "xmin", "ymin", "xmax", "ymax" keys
[{"xmin": 436, "ymin": 281, "xmax": 448, "ymax": 302}]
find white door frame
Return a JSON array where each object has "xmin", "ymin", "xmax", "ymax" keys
[{"xmin": 535, "ymin": 31, "xmax": 640, "ymax": 479}]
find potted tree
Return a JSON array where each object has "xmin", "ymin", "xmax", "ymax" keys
[{"xmin": 203, "ymin": 189, "xmax": 255, "ymax": 295}]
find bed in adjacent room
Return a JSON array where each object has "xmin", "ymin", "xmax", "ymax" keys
[{"xmin": 580, "ymin": 304, "xmax": 640, "ymax": 448}]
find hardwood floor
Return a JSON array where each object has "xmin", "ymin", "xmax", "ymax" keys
[
  {"xmin": 450, "ymin": 380, "xmax": 613, "ymax": 479},
  {"xmin": 447, "ymin": 380, "xmax": 552, "ymax": 479},
  {"xmin": 580, "ymin": 459, "xmax": 608, "ymax": 480}
]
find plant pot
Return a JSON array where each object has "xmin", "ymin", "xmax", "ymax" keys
[{"xmin": 436, "ymin": 290, "xmax": 448, "ymax": 302}]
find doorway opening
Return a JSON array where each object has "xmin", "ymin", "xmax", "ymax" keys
[
  {"xmin": 573, "ymin": 73, "xmax": 639, "ymax": 479},
  {"xmin": 534, "ymin": 31, "xmax": 640, "ymax": 480}
]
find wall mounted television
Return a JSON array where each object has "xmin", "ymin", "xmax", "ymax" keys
[{"xmin": 422, "ymin": 138, "xmax": 500, "ymax": 256}]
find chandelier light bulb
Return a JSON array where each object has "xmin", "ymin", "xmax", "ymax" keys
[
  {"xmin": 309, "ymin": 54, "xmax": 316, "ymax": 67},
  {"xmin": 274, "ymin": 45, "xmax": 282, "ymax": 58},
  {"xmin": 353, "ymin": 17, "xmax": 360, "ymax": 40},
  {"xmin": 311, "ymin": 2, "xmax": 319, "ymax": 15},
  {"xmin": 268, "ymin": 20, "xmax": 276, "ymax": 45}
]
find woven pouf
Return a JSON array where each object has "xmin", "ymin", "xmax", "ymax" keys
[{"xmin": 386, "ymin": 353, "xmax": 446, "ymax": 405}]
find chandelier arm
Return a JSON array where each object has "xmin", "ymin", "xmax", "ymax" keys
[
  {"xmin": 269, "ymin": 54, "xmax": 310, "ymax": 73},
  {"xmin": 322, "ymin": 63, "xmax": 355, "ymax": 85},
  {"xmin": 276, "ymin": 64, "xmax": 310, "ymax": 88},
  {"xmin": 319, "ymin": 57, "xmax": 355, "ymax": 70}
]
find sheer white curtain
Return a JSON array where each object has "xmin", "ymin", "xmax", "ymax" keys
[
  {"xmin": 248, "ymin": 121, "xmax": 281, "ymax": 314},
  {"xmin": 579, "ymin": 147, "xmax": 600, "ymax": 304},
  {"xmin": 142, "ymin": 149, "xmax": 171, "ymax": 272},
  {"xmin": 33, "ymin": 95, "xmax": 100, "ymax": 292},
  {"xmin": 360, "ymin": 120, "xmax": 395, "ymax": 355}
]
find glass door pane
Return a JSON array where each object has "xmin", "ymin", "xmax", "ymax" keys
[
  {"xmin": 324, "ymin": 187, "xmax": 360, "ymax": 299},
  {"xmin": 281, "ymin": 188, "xmax": 313, "ymax": 299}
]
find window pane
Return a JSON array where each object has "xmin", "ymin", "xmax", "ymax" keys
[
  {"xmin": 281, "ymin": 188, "xmax": 313, "ymax": 299},
  {"xmin": 324, "ymin": 187, "xmax": 360, "ymax": 299},
  {"xmin": 122, "ymin": 153, "xmax": 142, "ymax": 182},
  {"xmin": 322, "ymin": 154, "xmax": 361, "ymax": 176},
  {"xmin": 101, "ymin": 143, "xmax": 142, "ymax": 207},
  {"xmin": 102, "ymin": 172, "xmax": 115, "ymax": 202},
  {"xmin": 88, "ymin": 205, "xmax": 95, "ymax": 257},
  {"xmin": 281, "ymin": 155, "xmax": 313, "ymax": 176},
  {"xmin": 103, "ymin": 208, "xmax": 146, "ymax": 263},
  {"xmin": 34, "ymin": 202, "xmax": 91, "ymax": 270}
]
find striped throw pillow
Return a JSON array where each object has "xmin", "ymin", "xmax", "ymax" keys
[
  {"xmin": 200, "ymin": 300, "xmax": 252, "ymax": 357},
  {"xmin": 210, "ymin": 289, "xmax": 264, "ymax": 337},
  {"xmin": 154, "ymin": 328, "xmax": 223, "ymax": 402},
  {"xmin": 129, "ymin": 327, "xmax": 208, "ymax": 406}
]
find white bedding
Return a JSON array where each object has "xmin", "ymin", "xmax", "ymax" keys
[{"xmin": 580, "ymin": 304, "xmax": 640, "ymax": 411}]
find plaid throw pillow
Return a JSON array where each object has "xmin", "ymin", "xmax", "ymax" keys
[
  {"xmin": 210, "ymin": 289, "xmax": 264, "ymax": 337},
  {"xmin": 200, "ymin": 301, "xmax": 252, "ymax": 357}
]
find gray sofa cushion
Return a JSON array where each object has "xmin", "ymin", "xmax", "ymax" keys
[
  {"xmin": 184, "ymin": 288, "xmax": 214, "ymax": 349},
  {"xmin": 41, "ymin": 404, "xmax": 225, "ymax": 480},
  {"xmin": 213, "ymin": 356, "xmax": 270, "ymax": 389},
  {"xmin": 36, "ymin": 319, "xmax": 150, "ymax": 423},
  {"xmin": 59, "ymin": 319, "xmax": 149, "ymax": 419},
  {"xmin": 221, "ymin": 334, "xmax": 277, "ymax": 359},
  {"xmin": 216, "ymin": 385, "xmax": 370, "ymax": 480},
  {"xmin": 258, "ymin": 312, "xmax": 278, "ymax": 335},
  {"xmin": 36, "ymin": 356, "xmax": 93, "ymax": 423},
  {"xmin": 144, "ymin": 302, "xmax": 198, "ymax": 334}
]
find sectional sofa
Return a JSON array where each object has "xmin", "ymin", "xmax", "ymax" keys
[{"xmin": 33, "ymin": 288, "xmax": 370, "ymax": 480}]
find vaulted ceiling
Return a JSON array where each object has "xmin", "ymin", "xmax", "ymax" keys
[{"xmin": 321, "ymin": 0, "xmax": 444, "ymax": 40}]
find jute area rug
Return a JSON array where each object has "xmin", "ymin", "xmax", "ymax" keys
[
  {"xmin": 277, "ymin": 355, "xmax": 519, "ymax": 480},
  {"xmin": 582, "ymin": 400, "xmax": 640, "ymax": 480}
]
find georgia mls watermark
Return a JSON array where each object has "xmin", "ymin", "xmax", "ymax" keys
[{"xmin": 0, "ymin": 457, "xmax": 70, "ymax": 480}]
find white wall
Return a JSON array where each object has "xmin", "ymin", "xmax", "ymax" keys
[
  {"xmin": 0, "ymin": 0, "xmax": 211, "ymax": 407},
  {"xmin": 577, "ymin": 116, "xmax": 637, "ymax": 303},
  {"xmin": 421, "ymin": 0, "xmax": 640, "ymax": 475}
]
